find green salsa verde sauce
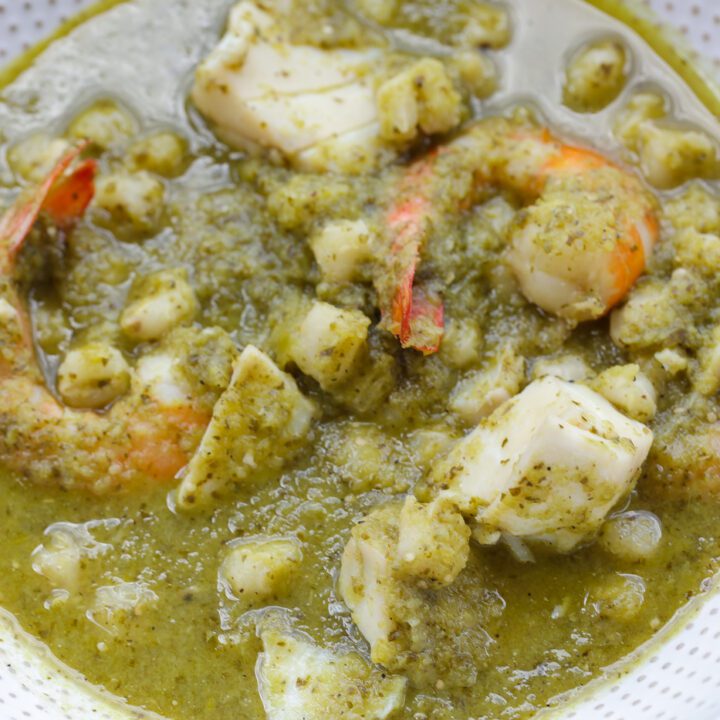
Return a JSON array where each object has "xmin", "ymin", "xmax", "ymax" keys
[{"xmin": 0, "ymin": 2, "xmax": 719, "ymax": 720}]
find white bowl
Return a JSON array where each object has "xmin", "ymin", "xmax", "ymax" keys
[{"xmin": 0, "ymin": 2, "xmax": 719, "ymax": 719}]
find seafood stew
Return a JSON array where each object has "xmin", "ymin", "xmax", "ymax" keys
[{"xmin": 1, "ymin": 1, "xmax": 720, "ymax": 719}]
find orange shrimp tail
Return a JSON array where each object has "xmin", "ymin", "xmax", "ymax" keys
[
  {"xmin": 382, "ymin": 154, "xmax": 446, "ymax": 354},
  {"xmin": 0, "ymin": 143, "xmax": 96, "ymax": 281},
  {"xmin": 0, "ymin": 143, "xmax": 96, "ymax": 374},
  {"xmin": 387, "ymin": 193, "xmax": 426, "ymax": 339},
  {"xmin": 391, "ymin": 257, "xmax": 416, "ymax": 341},
  {"xmin": 0, "ymin": 144, "xmax": 91, "ymax": 268},
  {"xmin": 43, "ymin": 158, "xmax": 98, "ymax": 228},
  {"xmin": 403, "ymin": 285, "xmax": 444, "ymax": 354}
]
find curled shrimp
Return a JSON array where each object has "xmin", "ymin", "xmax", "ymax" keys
[
  {"xmin": 0, "ymin": 148, "xmax": 210, "ymax": 493},
  {"xmin": 377, "ymin": 116, "xmax": 659, "ymax": 353}
]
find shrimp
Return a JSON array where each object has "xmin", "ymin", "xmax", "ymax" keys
[
  {"xmin": 0, "ymin": 148, "xmax": 210, "ymax": 493},
  {"xmin": 377, "ymin": 116, "xmax": 660, "ymax": 353},
  {"xmin": 377, "ymin": 155, "xmax": 446, "ymax": 354}
]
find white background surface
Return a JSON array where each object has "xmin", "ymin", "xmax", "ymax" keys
[{"xmin": 0, "ymin": 2, "xmax": 719, "ymax": 720}]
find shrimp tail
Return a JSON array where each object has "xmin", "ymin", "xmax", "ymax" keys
[
  {"xmin": 44, "ymin": 158, "xmax": 98, "ymax": 228},
  {"xmin": 405, "ymin": 285, "xmax": 444, "ymax": 354},
  {"xmin": 388, "ymin": 245, "xmax": 444, "ymax": 354},
  {"xmin": 0, "ymin": 143, "xmax": 96, "ymax": 375},
  {"xmin": 390, "ymin": 249, "xmax": 415, "ymax": 340},
  {"xmin": 381, "ymin": 154, "xmax": 446, "ymax": 354},
  {"xmin": 0, "ymin": 143, "xmax": 95, "ymax": 269}
]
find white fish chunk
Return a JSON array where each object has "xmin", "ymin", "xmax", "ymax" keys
[
  {"xmin": 177, "ymin": 345, "xmax": 317, "ymax": 508},
  {"xmin": 192, "ymin": 1, "xmax": 380, "ymax": 171},
  {"xmin": 257, "ymin": 626, "xmax": 406, "ymax": 720},
  {"xmin": 432, "ymin": 376, "xmax": 653, "ymax": 551}
]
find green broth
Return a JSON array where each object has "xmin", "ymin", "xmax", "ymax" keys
[
  {"xmin": 0, "ymin": 1, "xmax": 720, "ymax": 719},
  {"xmin": 0, "ymin": 477, "xmax": 716, "ymax": 720}
]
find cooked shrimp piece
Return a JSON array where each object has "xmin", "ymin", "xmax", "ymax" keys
[
  {"xmin": 376, "ymin": 155, "xmax": 445, "ymax": 353},
  {"xmin": 430, "ymin": 377, "xmax": 654, "ymax": 552},
  {"xmin": 1, "ymin": 144, "xmax": 96, "ymax": 372},
  {"xmin": 378, "ymin": 117, "xmax": 659, "ymax": 352},
  {"xmin": 0, "ymin": 150, "xmax": 210, "ymax": 493}
]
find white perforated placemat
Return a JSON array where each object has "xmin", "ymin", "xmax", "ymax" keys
[
  {"xmin": 1, "ymin": 2, "xmax": 720, "ymax": 720},
  {"xmin": 0, "ymin": 0, "xmax": 90, "ymax": 61},
  {"xmin": 650, "ymin": 0, "xmax": 720, "ymax": 69}
]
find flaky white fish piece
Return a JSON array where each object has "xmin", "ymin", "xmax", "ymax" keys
[
  {"xmin": 177, "ymin": 345, "xmax": 317, "ymax": 509},
  {"xmin": 256, "ymin": 626, "xmax": 406, "ymax": 720},
  {"xmin": 431, "ymin": 376, "xmax": 654, "ymax": 552},
  {"xmin": 191, "ymin": 1, "xmax": 381, "ymax": 172},
  {"xmin": 338, "ymin": 506, "xmax": 398, "ymax": 656}
]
